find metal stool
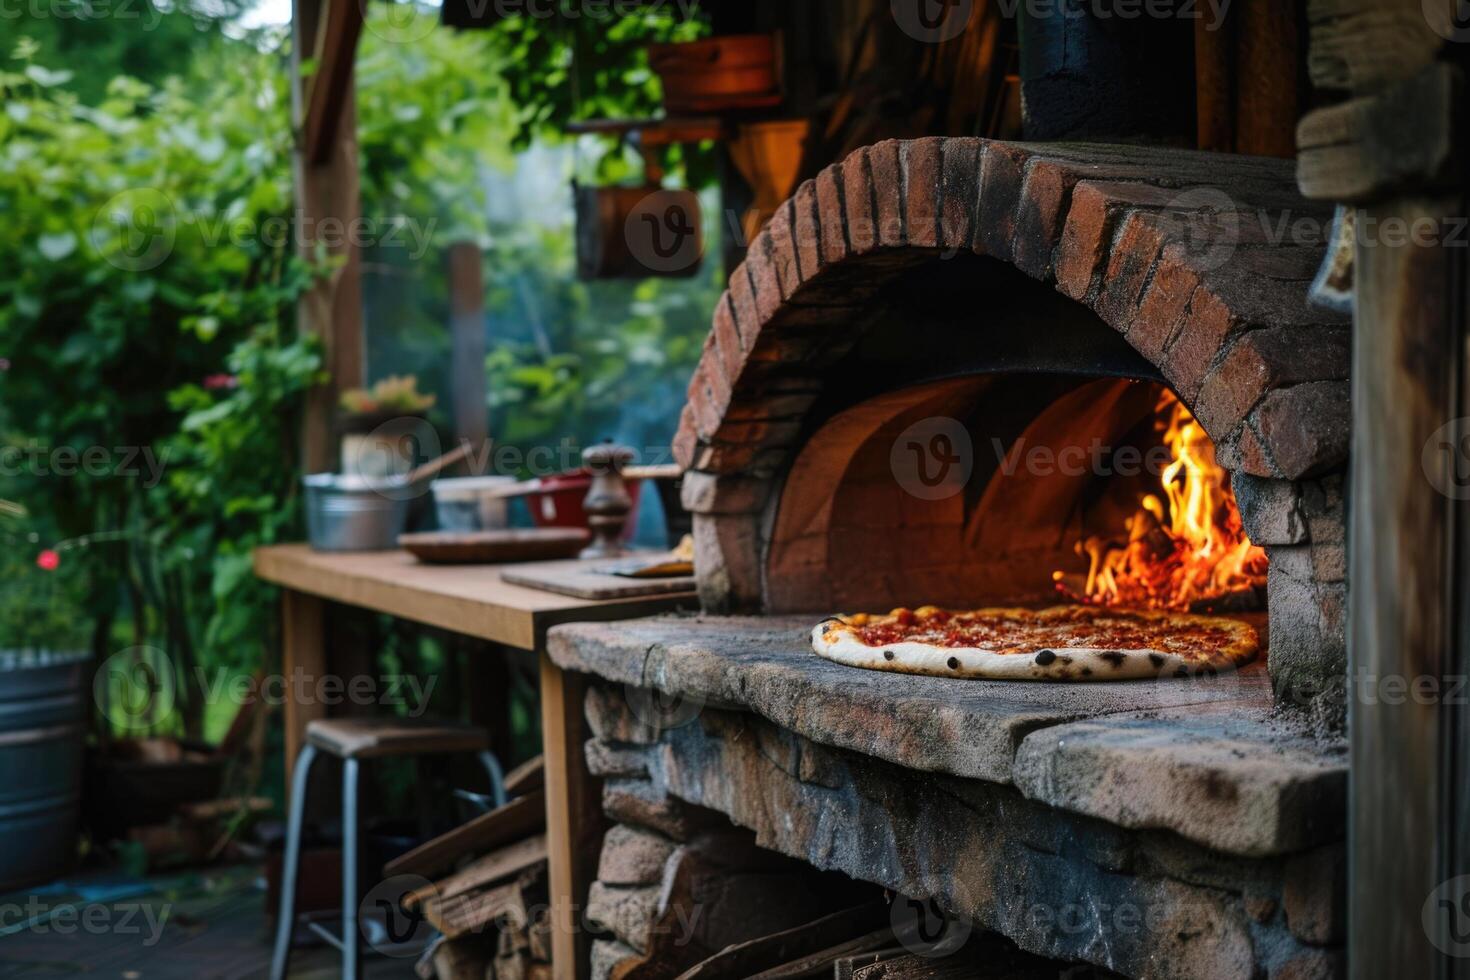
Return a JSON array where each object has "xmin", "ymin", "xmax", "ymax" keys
[{"xmin": 269, "ymin": 718, "xmax": 506, "ymax": 980}]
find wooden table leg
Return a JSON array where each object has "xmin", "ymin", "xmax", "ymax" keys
[
  {"xmin": 540, "ymin": 651, "xmax": 604, "ymax": 980},
  {"xmin": 282, "ymin": 589, "xmax": 327, "ymax": 791}
]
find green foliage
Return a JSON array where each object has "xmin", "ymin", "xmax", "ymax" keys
[{"xmin": 6, "ymin": 0, "xmax": 250, "ymax": 104}]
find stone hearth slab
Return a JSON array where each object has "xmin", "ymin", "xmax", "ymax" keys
[{"xmin": 548, "ymin": 614, "xmax": 1346, "ymax": 857}]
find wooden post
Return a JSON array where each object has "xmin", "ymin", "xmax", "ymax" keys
[
  {"xmin": 448, "ymin": 242, "xmax": 489, "ymax": 461},
  {"xmin": 292, "ymin": 0, "xmax": 365, "ymax": 474},
  {"xmin": 540, "ymin": 653, "xmax": 604, "ymax": 980},
  {"xmin": 1298, "ymin": 3, "xmax": 1464, "ymax": 974},
  {"xmin": 282, "ymin": 589, "xmax": 326, "ymax": 787}
]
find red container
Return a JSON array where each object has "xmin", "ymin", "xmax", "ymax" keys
[{"xmin": 524, "ymin": 470, "xmax": 643, "ymax": 541}]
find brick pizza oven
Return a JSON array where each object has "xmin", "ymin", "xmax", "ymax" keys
[
  {"xmin": 551, "ymin": 138, "xmax": 1352, "ymax": 980},
  {"xmin": 672, "ymin": 137, "xmax": 1350, "ymax": 715}
]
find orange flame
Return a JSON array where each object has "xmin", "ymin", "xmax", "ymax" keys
[{"xmin": 1053, "ymin": 392, "xmax": 1267, "ymax": 610}]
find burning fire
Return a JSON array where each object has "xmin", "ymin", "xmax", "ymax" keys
[{"xmin": 1053, "ymin": 392, "xmax": 1267, "ymax": 611}]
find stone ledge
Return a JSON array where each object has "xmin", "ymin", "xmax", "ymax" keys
[
  {"xmin": 548, "ymin": 614, "xmax": 1346, "ymax": 858},
  {"xmin": 595, "ymin": 696, "xmax": 1342, "ymax": 979}
]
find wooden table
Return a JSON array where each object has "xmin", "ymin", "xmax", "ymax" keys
[{"xmin": 253, "ymin": 544, "xmax": 696, "ymax": 980}]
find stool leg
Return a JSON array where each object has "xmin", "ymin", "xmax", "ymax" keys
[
  {"xmin": 341, "ymin": 758, "xmax": 363, "ymax": 980},
  {"xmin": 270, "ymin": 744, "xmax": 318, "ymax": 980},
  {"xmin": 478, "ymin": 751, "xmax": 508, "ymax": 808}
]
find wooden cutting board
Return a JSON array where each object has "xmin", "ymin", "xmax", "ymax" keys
[{"xmin": 501, "ymin": 558, "xmax": 696, "ymax": 600}]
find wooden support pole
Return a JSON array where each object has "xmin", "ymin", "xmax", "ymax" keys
[
  {"xmin": 292, "ymin": 0, "xmax": 365, "ymax": 474},
  {"xmin": 1299, "ymin": 3, "xmax": 1467, "ymax": 973},
  {"xmin": 448, "ymin": 242, "xmax": 489, "ymax": 462},
  {"xmin": 540, "ymin": 653, "xmax": 604, "ymax": 980}
]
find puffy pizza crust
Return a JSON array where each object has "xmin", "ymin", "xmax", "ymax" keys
[{"xmin": 810, "ymin": 606, "xmax": 1258, "ymax": 682}]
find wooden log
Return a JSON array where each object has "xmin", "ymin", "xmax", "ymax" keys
[
  {"xmin": 405, "ymin": 834, "xmax": 548, "ymax": 912},
  {"xmin": 672, "ymin": 902, "xmax": 890, "ymax": 980},
  {"xmin": 384, "ymin": 790, "xmax": 546, "ymax": 880},
  {"xmin": 504, "ymin": 754, "xmax": 545, "ymax": 797}
]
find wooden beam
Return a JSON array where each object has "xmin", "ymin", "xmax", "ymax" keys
[
  {"xmin": 292, "ymin": 0, "xmax": 365, "ymax": 473},
  {"xmin": 303, "ymin": 0, "xmax": 365, "ymax": 167},
  {"xmin": 448, "ymin": 242, "xmax": 489, "ymax": 458},
  {"xmin": 281, "ymin": 589, "xmax": 326, "ymax": 789}
]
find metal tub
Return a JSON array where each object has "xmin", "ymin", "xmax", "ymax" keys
[
  {"xmin": 304, "ymin": 473, "xmax": 412, "ymax": 552},
  {"xmin": 0, "ymin": 650, "xmax": 88, "ymax": 891}
]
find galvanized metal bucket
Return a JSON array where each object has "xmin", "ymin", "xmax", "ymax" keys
[
  {"xmin": 0, "ymin": 649, "xmax": 88, "ymax": 892},
  {"xmin": 303, "ymin": 474, "xmax": 413, "ymax": 552}
]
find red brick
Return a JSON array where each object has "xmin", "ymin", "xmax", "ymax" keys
[
  {"xmin": 686, "ymin": 363, "xmax": 727, "ymax": 442},
  {"xmin": 816, "ymin": 164, "xmax": 848, "ymax": 267},
  {"xmin": 1216, "ymin": 420, "xmax": 1277, "ymax": 479},
  {"xmin": 749, "ymin": 233, "xmax": 783, "ymax": 324},
  {"xmin": 903, "ymin": 137, "xmax": 944, "ymax": 248},
  {"xmin": 1096, "ymin": 211, "xmax": 1172, "ymax": 333},
  {"xmin": 939, "ymin": 138, "xmax": 981, "ymax": 251},
  {"xmin": 791, "ymin": 179, "xmax": 821, "ymax": 279},
  {"xmin": 1161, "ymin": 286, "xmax": 1241, "ymax": 403},
  {"xmin": 843, "ymin": 147, "xmax": 877, "ymax": 254},
  {"xmin": 1011, "ymin": 158, "xmax": 1075, "ymax": 279},
  {"xmin": 712, "ymin": 295, "xmax": 746, "ymax": 386},
  {"xmin": 869, "ymin": 140, "xmax": 904, "ymax": 248},
  {"xmin": 1250, "ymin": 381, "xmax": 1350, "ymax": 480},
  {"xmin": 976, "ymin": 141, "xmax": 1032, "ymax": 261},
  {"xmin": 1193, "ymin": 325, "xmax": 1352, "ymax": 440},
  {"xmin": 763, "ymin": 198, "xmax": 801, "ymax": 297},
  {"xmin": 1057, "ymin": 181, "xmax": 1184, "ymax": 301},
  {"xmin": 671, "ymin": 405, "xmax": 698, "ymax": 470},
  {"xmin": 699, "ymin": 335, "xmax": 732, "ymax": 411},
  {"xmin": 728, "ymin": 264, "xmax": 763, "ymax": 351},
  {"xmin": 1132, "ymin": 243, "xmax": 1204, "ymax": 363}
]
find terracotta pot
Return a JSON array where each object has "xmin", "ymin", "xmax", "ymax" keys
[{"xmin": 648, "ymin": 34, "xmax": 783, "ymax": 114}]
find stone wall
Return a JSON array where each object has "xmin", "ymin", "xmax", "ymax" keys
[{"xmin": 582, "ymin": 682, "xmax": 1346, "ymax": 980}]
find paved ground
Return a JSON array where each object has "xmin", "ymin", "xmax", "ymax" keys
[{"xmin": 0, "ymin": 865, "xmax": 414, "ymax": 979}]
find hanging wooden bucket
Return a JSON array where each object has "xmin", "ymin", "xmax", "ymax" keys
[
  {"xmin": 648, "ymin": 34, "xmax": 783, "ymax": 114},
  {"xmin": 574, "ymin": 185, "xmax": 703, "ymax": 280}
]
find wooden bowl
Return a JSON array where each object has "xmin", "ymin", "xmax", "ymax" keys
[{"xmin": 398, "ymin": 529, "xmax": 591, "ymax": 565}]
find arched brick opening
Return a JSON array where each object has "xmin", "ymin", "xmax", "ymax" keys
[{"xmin": 674, "ymin": 137, "xmax": 1350, "ymax": 704}]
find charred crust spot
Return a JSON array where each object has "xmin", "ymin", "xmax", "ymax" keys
[
  {"xmin": 1100, "ymin": 651, "xmax": 1126, "ymax": 668},
  {"xmin": 1175, "ymin": 666, "xmax": 1191, "ymax": 678},
  {"xmin": 1082, "ymin": 667, "xmax": 1093, "ymax": 677},
  {"xmin": 1059, "ymin": 656, "xmax": 1073, "ymax": 665},
  {"xmin": 1149, "ymin": 653, "xmax": 1165, "ymax": 668},
  {"xmin": 883, "ymin": 649, "xmax": 896, "ymax": 661},
  {"xmin": 1034, "ymin": 650, "xmax": 1057, "ymax": 666},
  {"xmin": 947, "ymin": 657, "xmax": 961, "ymax": 671}
]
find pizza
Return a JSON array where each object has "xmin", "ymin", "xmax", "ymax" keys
[{"xmin": 810, "ymin": 605, "xmax": 1258, "ymax": 681}]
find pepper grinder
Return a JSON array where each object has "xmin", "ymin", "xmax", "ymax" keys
[{"xmin": 580, "ymin": 442, "xmax": 636, "ymax": 559}]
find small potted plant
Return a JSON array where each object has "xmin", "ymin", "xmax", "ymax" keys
[{"xmin": 335, "ymin": 375, "xmax": 437, "ymax": 478}]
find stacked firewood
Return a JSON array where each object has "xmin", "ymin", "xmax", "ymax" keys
[{"xmin": 385, "ymin": 757, "xmax": 552, "ymax": 980}]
